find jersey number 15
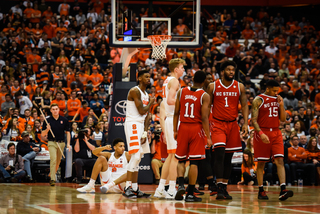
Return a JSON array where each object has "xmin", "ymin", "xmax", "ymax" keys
[{"xmin": 268, "ymin": 107, "xmax": 278, "ymax": 117}]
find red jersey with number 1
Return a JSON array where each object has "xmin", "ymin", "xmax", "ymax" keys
[
  {"xmin": 211, "ymin": 79, "xmax": 240, "ymax": 121},
  {"xmin": 179, "ymin": 87, "xmax": 206, "ymax": 124},
  {"xmin": 257, "ymin": 94, "xmax": 280, "ymax": 129}
]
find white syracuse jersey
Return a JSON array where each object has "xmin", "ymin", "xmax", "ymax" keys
[
  {"xmin": 162, "ymin": 76, "xmax": 177, "ymax": 117},
  {"xmin": 107, "ymin": 152, "xmax": 128, "ymax": 180},
  {"xmin": 125, "ymin": 86, "xmax": 149, "ymax": 123}
]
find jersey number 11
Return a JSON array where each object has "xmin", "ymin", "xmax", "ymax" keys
[{"xmin": 184, "ymin": 102, "xmax": 195, "ymax": 118}]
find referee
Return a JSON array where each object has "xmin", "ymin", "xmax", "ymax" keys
[{"xmin": 42, "ymin": 103, "xmax": 71, "ymax": 186}]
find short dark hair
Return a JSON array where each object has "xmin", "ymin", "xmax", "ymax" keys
[
  {"xmin": 220, "ymin": 60, "xmax": 237, "ymax": 71},
  {"xmin": 15, "ymin": 91, "xmax": 22, "ymax": 97},
  {"xmin": 112, "ymin": 138, "xmax": 124, "ymax": 147},
  {"xmin": 266, "ymin": 80, "xmax": 280, "ymax": 88},
  {"xmin": 292, "ymin": 135, "xmax": 299, "ymax": 140},
  {"xmin": 193, "ymin": 70, "xmax": 206, "ymax": 84},
  {"xmin": 50, "ymin": 103, "xmax": 59, "ymax": 109},
  {"xmin": 138, "ymin": 70, "xmax": 149, "ymax": 77},
  {"xmin": 7, "ymin": 142, "xmax": 15, "ymax": 150}
]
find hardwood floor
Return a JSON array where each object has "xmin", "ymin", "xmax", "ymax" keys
[{"xmin": 0, "ymin": 183, "xmax": 319, "ymax": 214}]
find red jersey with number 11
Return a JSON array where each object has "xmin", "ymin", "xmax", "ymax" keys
[
  {"xmin": 211, "ymin": 80, "xmax": 240, "ymax": 121},
  {"xmin": 179, "ymin": 87, "xmax": 206, "ymax": 124},
  {"xmin": 257, "ymin": 94, "xmax": 280, "ymax": 129}
]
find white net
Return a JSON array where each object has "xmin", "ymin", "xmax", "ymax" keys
[{"xmin": 147, "ymin": 35, "xmax": 172, "ymax": 60}]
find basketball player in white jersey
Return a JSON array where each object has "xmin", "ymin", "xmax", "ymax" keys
[
  {"xmin": 154, "ymin": 58, "xmax": 185, "ymax": 199},
  {"xmin": 76, "ymin": 138, "xmax": 130, "ymax": 193},
  {"xmin": 123, "ymin": 70, "xmax": 155, "ymax": 198}
]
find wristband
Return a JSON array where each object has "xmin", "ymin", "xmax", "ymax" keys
[
  {"xmin": 258, "ymin": 130, "xmax": 264, "ymax": 136},
  {"xmin": 141, "ymin": 131, "xmax": 148, "ymax": 138}
]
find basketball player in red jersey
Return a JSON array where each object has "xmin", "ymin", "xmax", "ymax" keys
[
  {"xmin": 207, "ymin": 61, "xmax": 249, "ymax": 200},
  {"xmin": 252, "ymin": 80, "xmax": 293, "ymax": 200},
  {"xmin": 173, "ymin": 70, "xmax": 212, "ymax": 202}
]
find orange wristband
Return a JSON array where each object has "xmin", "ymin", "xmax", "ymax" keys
[{"xmin": 259, "ymin": 130, "xmax": 264, "ymax": 136}]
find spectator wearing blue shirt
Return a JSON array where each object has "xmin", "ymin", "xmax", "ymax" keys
[{"xmin": 90, "ymin": 93, "xmax": 104, "ymax": 117}]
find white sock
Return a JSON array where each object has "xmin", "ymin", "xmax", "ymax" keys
[
  {"xmin": 126, "ymin": 181, "xmax": 132, "ymax": 188},
  {"xmin": 158, "ymin": 179, "xmax": 166, "ymax": 190},
  {"xmin": 106, "ymin": 181, "xmax": 115, "ymax": 189},
  {"xmin": 168, "ymin": 180, "xmax": 176, "ymax": 193},
  {"xmin": 88, "ymin": 179, "xmax": 95, "ymax": 187},
  {"xmin": 132, "ymin": 183, "xmax": 138, "ymax": 191}
]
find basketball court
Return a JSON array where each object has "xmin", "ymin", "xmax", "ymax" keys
[{"xmin": 1, "ymin": 183, "xmax": 319, "ymax": 213}]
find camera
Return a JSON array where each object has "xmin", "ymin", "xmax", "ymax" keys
[
  {"xmin": 153, "ymin": 129, "xmax": 162, "ymax": 141},
  {"xmin": 78, "ymin": 129, "xmax": 88, "ymax": 140}
]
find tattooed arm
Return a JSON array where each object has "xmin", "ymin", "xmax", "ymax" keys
[{"xmin": 251, "ymin": 96, "xmax": 270, "ymax": 144}]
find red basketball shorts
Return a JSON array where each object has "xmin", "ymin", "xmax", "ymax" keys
[
  {"xmin": 253, "ymin": 128, "xmax": 284, "ymax": 162},
  {"xmin": 210, "ymin": 119, "xmax": 242, "ymax": 153},
  {"xmin": 175, "ymin": 123, "xmax": 206, "ymax": 161}
]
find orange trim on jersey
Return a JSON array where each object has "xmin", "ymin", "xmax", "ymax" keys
[
  {"xmin": 132, "ymin": 130, "xmax": 137, "ymax": 134},
  {"xmin": 129, "ymin": 142, "xmax": 139, "ymax": 147},
  {"xmin": 130, "ymin": 136, "xmax": 138, "ymax": 141},
  {"xmin": 129, "ymin": 149, "xmax": 139, "ymax": 154},
  {"xmin": 167, "ymin": 149, "xmax": 176, "ymax": 154}
]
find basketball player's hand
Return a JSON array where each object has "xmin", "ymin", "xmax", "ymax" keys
[
  {"xmin": 104, "ymin": 145, "xmax": 112, "ymax": 150},
  {"xmin": 277, "ymin": 95, "xmax": 284, "ymax": 106},
  {"xmin": 260, "ymin": 133, "xmax": 270, "ymax": 144},
  {"xmin": 241, "ymin": 125, "xmax": 248, "ymax": 138},
  {"xmin": 149, "ymin": 96, "xmax": 156, "ymax": 105},
  {"xmin": 174, "ymin": 131, "xmax": 178, "ymax": 140},
  {"xmin": 207, "ymin": 138, "xmax": 212, "ymax": 148}
]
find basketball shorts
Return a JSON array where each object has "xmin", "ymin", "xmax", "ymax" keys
[
  {"xmin": 210, "ymin": 119, "xmax": 242, "ymax": 153},
  {"xmin": 124, "ymin": 121, "xmax": 150, "ymax": 155},
  {"xmin": 253, "ymin": 128, "xmax": 284, "ymax": 162},
  {"xmin": 100, "ymin": 170, "xmax": 125, "ymax": 193},
  {"xmin": 175, "ymin": 123, "xmax": 206, "ymax": 161},
  {"xmin": 164, "ymin": 116, "xmax": 177, "ymax": 153}
]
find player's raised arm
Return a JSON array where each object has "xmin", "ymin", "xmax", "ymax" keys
[
  {"xmin": 129, "ymin": 88, "xmax": 155, "ymax": 115},
  {"xmin": 277, "ymin": 95, "xmax": 286, "ymax": 122},
  {"xmin": 173, "ymin": 89, "xmax": 182, "ymax": 140},
  {"xmin": 201, "ymin": 93, "xmax": 212, "ymax": 147},
  {"xmin": 92, "ymin": 145, "xmax": 112, "ymax": 159},
  {"xmin": 239, "ymin": 83, "xmax": 249, "ymax": 136},
  {"xmin": 167, "ymin": 78, "xmax": 179, "ymax": 105}
]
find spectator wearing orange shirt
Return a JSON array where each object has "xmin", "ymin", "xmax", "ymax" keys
[
  {"xmin": 43, "ymin": 19, "xmax": 54, "ymax": 39},
  {"xmin": 23, "ymin": 3, "xmax": 34, "ymax": 21},
  {"xmin": 27, "ymin": 48, "xmax": 41, "ymax": 73},
  {"xmin": 0, "ymin": 86, "xmax": 9, "ymax": 113},
  {"xmin": 42, "ymin": 6, "xmax": 53, "ymax": 21},
  {"xmin": 211, "ymin": 31, "xmax": 225, "ymax": 46},
  {"xmin": 78, "ymin": 70, "xmax": 89, "ymax": 86},
  {"xmin": 11, "ymin": 80, "xmax": 20, "ymax": 97},
  {"xmin": 55, "ymin": 22, "xmax": 68, "ymax": 38},
  {"xmin": 30, "ymin": 4, "xmax": 41, "ymax": 24},
  {"xmin": 58, "ymin": 0, "xmax": 70, "ymax": 17},
  {"xmin": 242, "ymin": 24, "xmax": 255, "ymax": 40},
  {"xmin": 93, "ymin": 0, "xmax": 104, "ymax": 14},
  {"xmin": 72, "ymin": 101, "xmax": 90, "ymax": 122},
  {"xmin": 67, "ymin": 91, "xmax": 81, "ymax": 121},
  {"xmin": 89, "ymin": 66, "xmax": 103, "ymax": 88},
  {"xmin": 51, "ymin": 92, "xmax": 66, "ymax": 116},
  {"xmin": 25, "ymin": 78, "xmax": 37, "ymax": 100},
  {"xmin": 56, "ymin": 50, "xmax": 70, "ymax": 66},
  {"xmin": 155, "ymin": 79, "xmax": 164, "ymax": 98},
  {"xmin": 176, "ymin": 19, "xmax": 188, "ymax": 36}
]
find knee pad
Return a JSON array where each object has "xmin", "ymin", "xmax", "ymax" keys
[
  {"xmin": 127, "ymin": 150, "xmax": 141, "ymax": 172},
  {"xmin": 190, "ymin": 160, "xmax": 199, "ymax": 167}
]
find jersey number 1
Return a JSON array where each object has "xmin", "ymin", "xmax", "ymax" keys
[
  {"xmin": 225, "ymin": 97, "xmax": 229, "ymax": 107},
  {"xmin": 184, "ymin": 102, "xmax": 195, "ymax": 118}
]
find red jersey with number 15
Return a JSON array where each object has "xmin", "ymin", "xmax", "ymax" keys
[
  {"xmin": 179, "ymin": 87, "xmax": 206, "ymax": 124},
  {"xmin": 211, "ymin": 79, "xmax": 240, "ymax": 121},
  {"xmin": 257, "ymin": 94, "xmax": 280, "ymax": 129}
]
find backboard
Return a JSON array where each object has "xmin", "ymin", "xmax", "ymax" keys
[{"xmin": 109, "ymin": 0, "xmax": 202, "ymax": 48}]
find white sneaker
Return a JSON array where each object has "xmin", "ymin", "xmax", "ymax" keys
[
  {"xmin": 100, "ymin": 184, "xmax": 110, "ymax": 194},
  {"xmin": 165, "ymin": 189, "xmax": 176, "ymax": 200},
  {"xmin": 77, "ymin": 185, "xmax": 95, "ymax": 193},
  {"xmin": 154, "ymin": 188, "xmax": 166, "ymax": 198}
]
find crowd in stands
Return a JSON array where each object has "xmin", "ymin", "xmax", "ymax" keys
[{"xmin": 0, "ymin": 0, "xmax": 319, "ymax": 186}]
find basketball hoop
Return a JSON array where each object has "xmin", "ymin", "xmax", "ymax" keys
[{"xmin": 147, "ymin": 35, "xmax": 172, "ymax": 60}]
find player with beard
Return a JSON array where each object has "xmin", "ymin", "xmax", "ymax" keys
[
  {"xmin": 123, "ymin": 70, "xmax": 155, "ymax": 198},
  {"xmin": 207, "ymin": 61, "xmax": 249, "ymax": 200}
]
